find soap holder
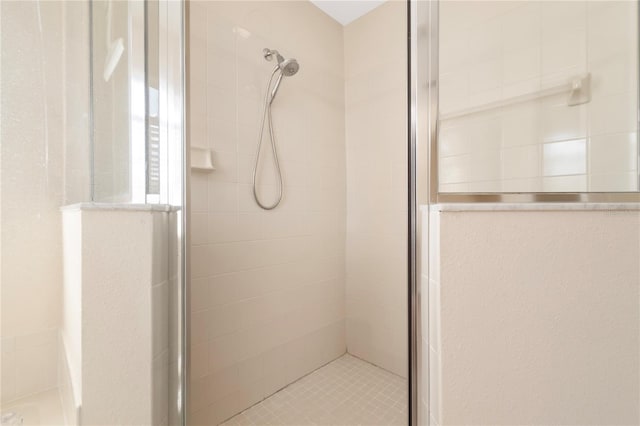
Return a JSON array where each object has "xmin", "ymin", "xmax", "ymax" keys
[{"xmin": 191, "ymin": 146, "xmax": 215, "ymax": 171}]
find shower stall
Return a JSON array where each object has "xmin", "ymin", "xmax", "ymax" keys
[
  {"xmin": 186, "ymin": 1, "xmax": 410, "ymax": 424},
  {"xmin": 2, "ymin": 0, "xmax": 640, "ymax": 425},
  {"xmin": 2, "ymin": 0, "xmax": 412, "ymax": 424}
]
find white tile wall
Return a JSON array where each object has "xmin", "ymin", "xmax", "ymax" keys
[
  {"xmin": 344, "ymin": 0, "xmax": 408, "ymax": 379},
  {"xmin": 188, "ymin": 1, "xmax": 346, "ymax": 423},
  {"xmin": 542, "ymin": 139, "xmax": 587, "ymax": 176},
  {"xmin": 439, "ymin": 0, "xmax": 639, "ymax": 193}
]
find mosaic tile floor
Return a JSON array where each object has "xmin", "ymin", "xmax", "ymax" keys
[{"xmin": 221, "ymin": 353, "xmax": 407, "ymax": 426}]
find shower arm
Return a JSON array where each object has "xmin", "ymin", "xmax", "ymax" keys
[{"xmin": 263, "ymin": 48, "xmax": 284, "ymax": 64}]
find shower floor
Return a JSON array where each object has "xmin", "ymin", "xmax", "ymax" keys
[{"xmin": 221, "ymin": 353, "xmax": 407, "ymax": 426}]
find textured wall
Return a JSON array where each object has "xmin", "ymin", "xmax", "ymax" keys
[
  {"xmin": 1, "ymin": 0, "xmax": 64, "ymax": 342},
  {"xmin": 433, "ymin": 209, "xmax": 640, "ymax": 425},
  {"xmin": 1, "ymin": 0, "xmax": 90, "ymax": 404},
  {"xmin": 62, "ymin": 207, "xmax": 171, "ymax": 426},
  {"xmin": 2, "ymin": 0, "xmax": 63, "ymax": 403},
  {"xmin": 188, "ymin": 1, "xmax": 346, "ymax": 423},
  {"xmin": 344, "ymin": 1, "xmax": 408, "ymax": 377}
]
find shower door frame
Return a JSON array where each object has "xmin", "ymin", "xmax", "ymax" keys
[
  {"xmin": 146, "ymin": 0, "xmax": 189, "ymax": 423},
  {"xmin": 408, "ymin": 2, "xmax": 640, "ymax": 425},
  {"xmin": 408, "ymin": 1, "xmax": 433, "ymax": 425}
]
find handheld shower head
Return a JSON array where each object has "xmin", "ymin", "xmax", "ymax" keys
[
  {"xmin": 264, "ymin": 48, "xmax": 300, "ymax": 77},
  {"xmin": 254, "ymin": 48, "xmax": 301, "ymax": 210},
  {"xmin": 279, "ymin": 58, "xmax": 299, "ymax": 77},
  {"xmin": 263, "ymin": 48, "xmax": 300, "ymax": 101}
]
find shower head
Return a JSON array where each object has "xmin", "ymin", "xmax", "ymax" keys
[
  {"xmin": 264, "ymin": 48, "xmax": 300, "ymax": 77},
  {"xmin": 279, "ymin": 58, "xmax": 299, "ymax": 77},
  {"xmin": 263, "ymin": 48, "xmax": 300, "ymax": 103}
]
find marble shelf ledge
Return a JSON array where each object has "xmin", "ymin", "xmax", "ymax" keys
[
  {"xmin": 60, "ymin": 202, "xmax": 180, "ymax": 212},
  {"xmin": 422, "ymin": 203, "xmax": 640, "ymax": 212}
]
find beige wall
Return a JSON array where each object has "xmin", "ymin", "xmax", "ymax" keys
[
  {"xmin": 344, "ymin": 1, "xmax": 408, "ymax": 378},
  {"xmin": 188, "ymin": 1, "xmax": 346, "ymax": 423},
  {"xmin": 427, "ymin": 208, "xmax": 640, "ymax": 425}
]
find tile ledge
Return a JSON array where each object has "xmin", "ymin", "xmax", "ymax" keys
[
  {"xmin": 60, "ymin": 202, "xmax": 180, "ymax": 212},
  {"xmin": 422, "ymin": 203, "xmax": 640, "ymax": 212}
]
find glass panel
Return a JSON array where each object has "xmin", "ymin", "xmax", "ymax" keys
[
  {"xmin": 2, "ymin": 1, "xmax": 185, "ymax": 424},
  {"xmin": 438, "ymin": 0, "xmax": 639, "ymax": 193},
  {"xmin": 91, "ymin": 0, "xmax": 144, "ymax": 202},
  {"xmin": 89, "ymin": 1, "xmax": 186, "ymax": 424}
]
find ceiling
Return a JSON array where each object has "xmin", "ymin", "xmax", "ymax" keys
[{"xmin": 310, "ymin": 0, "xmax": 387, "ymax": 26}]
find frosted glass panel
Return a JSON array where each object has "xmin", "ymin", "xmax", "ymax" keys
[{"xmin": 438, "ymin": 0, "xmax": 639, "ymax": 193}]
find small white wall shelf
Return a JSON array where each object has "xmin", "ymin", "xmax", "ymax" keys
[{"xmin": 190, "ymin": 146, "xmax": 216, "ymax": 171}]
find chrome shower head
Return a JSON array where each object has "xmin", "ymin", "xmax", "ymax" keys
[
  {"xmin": 263, "ymin": 48, "xmax": 300, "ymax": 103},
  {"xmin": 264, "ymin": 48, "xmax": 300, "ymax": 77},
  {"xmin": 279, "ymin": 58, "xmax": 299, "ymax": 77}
]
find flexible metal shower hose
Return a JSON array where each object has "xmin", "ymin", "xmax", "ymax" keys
[{"xmin": 252, "ymin": 67, "xmax": 284, "ymax": 210}]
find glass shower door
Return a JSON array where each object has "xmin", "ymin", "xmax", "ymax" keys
[{"xmin": 91, "ymin": 0, "xmax": 187, "ymax": 424}]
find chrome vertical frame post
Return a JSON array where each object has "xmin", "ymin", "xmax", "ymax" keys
[{"xmin": 409, "ymin": 0, "xmax": 437, "ymax": 424}]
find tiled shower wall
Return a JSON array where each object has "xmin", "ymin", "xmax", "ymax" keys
[
  {"xmin": 188, "ymin": 1, "xmax": 346, "ymax": 423},
  {"xmin": 344, "ymin": 2, "xmax": 408, "ymax": 378},
  {"xmin": 438, "ymin": 1, "xmax": 639, "ymax": 192}
]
